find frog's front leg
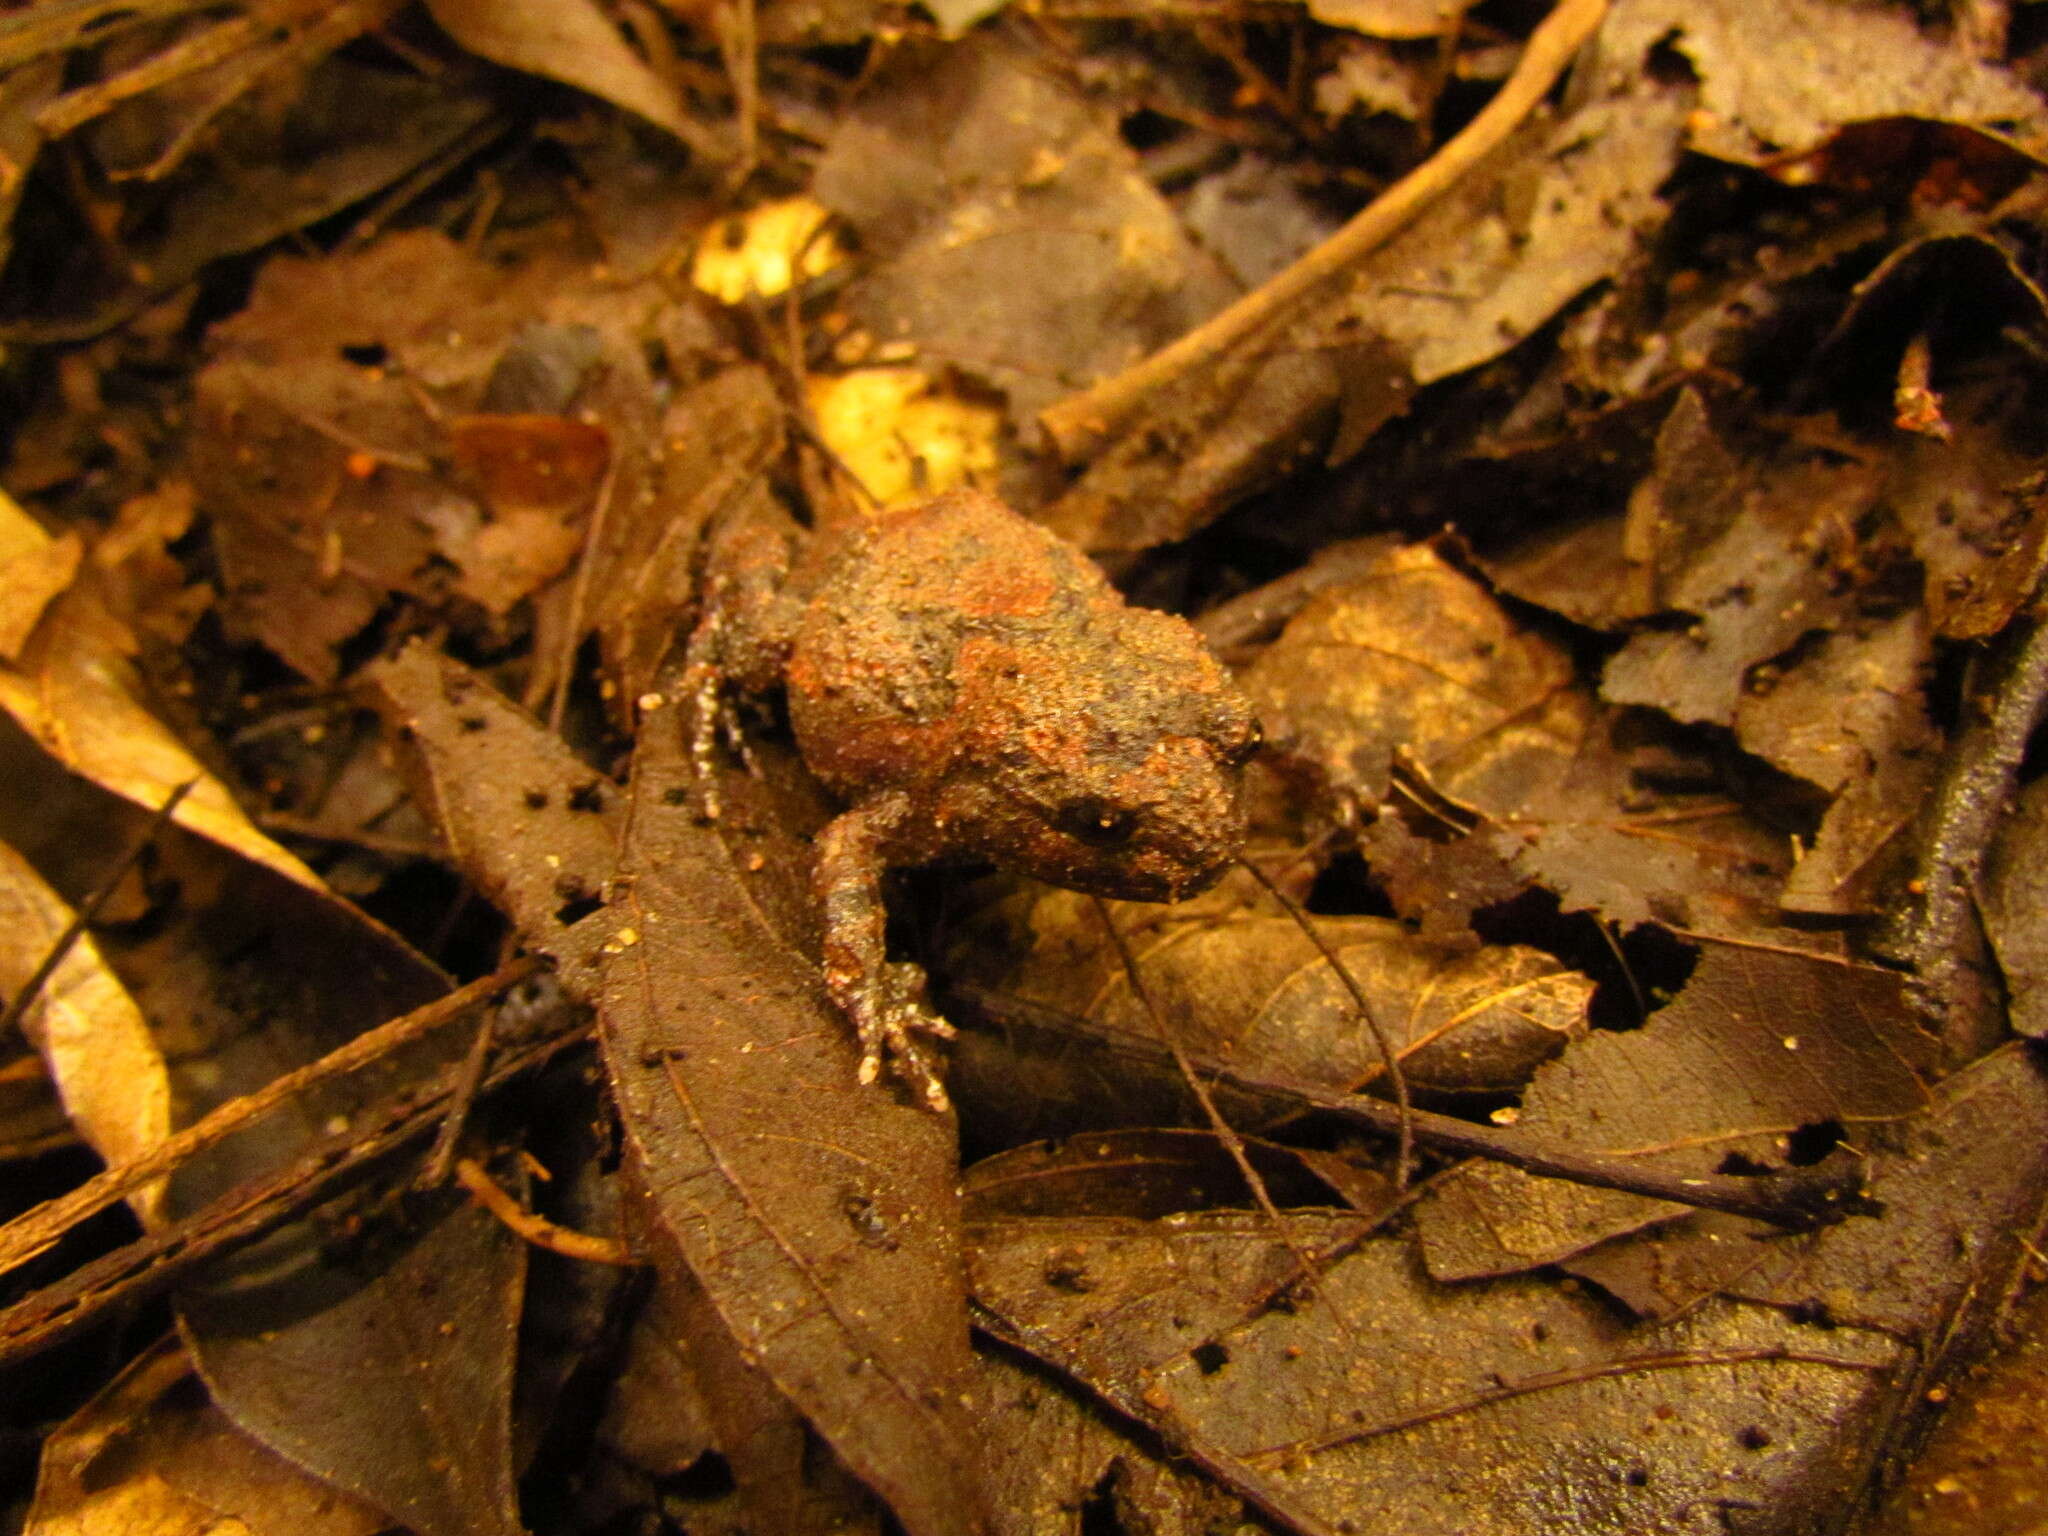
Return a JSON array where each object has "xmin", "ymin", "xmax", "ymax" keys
[
  {"xmin": 681, "ymin": 516, "xmax": 799, "ymax": 818},
  {"xmin": 814, "ymin": 792, "xmax": 957, "ymax": 1111}
]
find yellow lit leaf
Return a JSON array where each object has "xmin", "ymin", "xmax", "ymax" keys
[
  {"xmin": 808, "ymin": 368, "xmax": 1001, "ymax": 508},
  {"xmin": 0, "ymin": 838, "xmax": 167, "ymax": 1226},
  {"xmin": 690, "ymin": 196, "xmax": 845, "ymax": 303},
  {"xmin": 0, "ymin": 490, "xmax": 322, "ymax": 893}
]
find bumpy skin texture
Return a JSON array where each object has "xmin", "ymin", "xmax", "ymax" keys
[{"xmin": 687, "ymin": 489, "xmax": 1260, "ymax": 1108}]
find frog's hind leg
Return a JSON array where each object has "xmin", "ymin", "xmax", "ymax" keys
[{"xmin": 814, "ymin": 793, "xmax": 957, "ymax": 1111}]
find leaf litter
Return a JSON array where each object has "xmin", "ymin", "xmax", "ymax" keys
[{"xmin": 0, "ymin": 2, "xmax": 2045, "ymax": 1535}]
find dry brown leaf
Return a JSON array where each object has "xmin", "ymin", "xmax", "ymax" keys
[
  {"xmin": 813, "ymin": 35, "xmax": 1239, "ymax": 426},
  {"xmin": 952, "ymin": 872, "xmax": 1591, "ymax": 1104},
  {"xmin": 27, "ymin": 1339, "xmax": 388, "ymax": 1536},
  {"xmin": 971, "ymin": 1045, "xmax": 2048, "ymax": 1534},
  {"xmin": 1, "ymin": 56, "xmax": 495, "ymax": 343},
  {"xmin": 1415, "ymin": 938, "xmax": 1933, "ymax": 1281},
  {"xmin": 1242, "ymin": 541, "xmax": 1581, "ymax": 808},
  {"xmin": 0, "ymin": 837, "xmax": 167, "ymax": 1226}
]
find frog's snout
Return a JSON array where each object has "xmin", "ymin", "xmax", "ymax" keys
[{"xmin": 1110, "ymin": 731, "xmax": 1252, "ymax": 902}]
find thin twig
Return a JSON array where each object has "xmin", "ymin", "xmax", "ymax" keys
[
  {"xmin": 0, "ymin": 956, "xmax": 539, "ymax": 1278},
  {"xmin": 973, "ymin": 1306, "xmax": 1342, "ymax": 1536},
  {"xmin": 547, "ymin": 449, "xmax": 623, "ymax": 734},
  {"xmin": 0, "ymin": 1013, "xmax": 589, "ymax": 1368},
  {"xmin": 1092, "ymin": 897, "xmax": 1297, "ymax": 1233},
  {"xmin": 1037, "ymin": 0, "xmax": 1610, "ymax": 462},
  {"xmin": 0, "ymin": 778, "xmax": 196, "ymax": 1044},
  {"xmin": 1257, "ymin": 1346, "xmax": 1884, "ymax": 1460},
  {"xmin": 454, "ymin": 1157, "xmax": 642, "ymax": 1266},
  {"xmin": 1237, "ymin": 856, "xmax": 1412, "ymax": 1188},
  {"xmin": 419, "ymin": 1008, "xmax": 499, "ymax": 1188},
  {"xmin": 954, "ymin": 985, "xmax": 1869, "ymax": 1229}
]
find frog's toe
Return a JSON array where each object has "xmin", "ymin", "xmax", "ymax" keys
[
  {"xmin": 880, "ymin": 1018, "xmax": 953, "ymax": 1112},
  {"xmin": 847, "ymin": 970, "xmax": 955, "ymax": 1109}
]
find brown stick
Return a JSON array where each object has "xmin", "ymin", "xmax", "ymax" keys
[
  {"xmin": 0, "ymin": 1014, "xmax": 589, "ymax": 1368},
  {"xmin": 0, "ymin": 956, "xmax": 539, "ymax": 1277},
  {"xmin": 1037, "ymin": 0, "xmax": 1611, "ymax": 463}
]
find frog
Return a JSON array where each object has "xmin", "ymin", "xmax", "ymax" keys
[{"xmin": 683, "ymin": 488, "xmax": 1260, "ymax": 1110}]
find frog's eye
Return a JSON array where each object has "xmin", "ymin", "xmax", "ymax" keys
[
  {"xmin": 1221, "ymin": 717, "xmax": 1263, "ymax": 767},
  {"xmin": 1054, "ymin": 797, "xmax": 1139, "ymax": 847}
]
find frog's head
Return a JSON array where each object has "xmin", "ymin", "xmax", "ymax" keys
[{"xmin": 946, "ymin": 607, "xmax": 1261, "ymax": 902}]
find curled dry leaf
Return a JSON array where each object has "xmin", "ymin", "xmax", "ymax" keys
[
  {"xmin": 952, "ymin": 872, "xmax": 1591, "ymax": 1106},
  {"xmin": 0, "ymin": 490, "xmax": 321, "ymax": 895},
  {"xmin": 0, "ymin": 838, "xmax": 167, "ymax": 1228},
  {"xmin": 27, "ymin": 1338, "xmax": 388, "ymax": 1536},
  {"xmin": 425, "ymin": 0, "xmax": 717, "ymax": 154}
]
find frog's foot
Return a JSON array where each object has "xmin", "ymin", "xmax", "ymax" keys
[
  {"xmin": 849, "ymin": 960, "xmax": 957, "ymax": 1112},
  {"xmin": 816, "ymin": 796, "xmax": 956, "ymax": 1111}
]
